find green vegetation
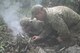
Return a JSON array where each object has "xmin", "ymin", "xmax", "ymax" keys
[{"xmin": 0, "ymin": 0, "xmax": 80, "ymax": 53}]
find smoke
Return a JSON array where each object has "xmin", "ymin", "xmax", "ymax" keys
[
  {"xmin": 0, "ymin": 0, "xmax": 24, "ymax": 40},
  {"xmin": 35, "ymin": 0, "xmax": 42, "ymax": 4},
  {"xmin": 0, "ymin": 0, "xmax": 43, "ymax": 41}
]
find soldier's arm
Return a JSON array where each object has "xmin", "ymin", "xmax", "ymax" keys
[
  {"xmin": 49, "ymin": 14, "xmax": 71, "ymax": 41},
  {"xmin": 39, "ymin": 26, "xmax": 52, "ymax": 38}
]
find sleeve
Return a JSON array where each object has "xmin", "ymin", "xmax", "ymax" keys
[
  {"xmin": 50, "ymin": 14, "xmax": 71, "ymax": 40},
  {"xmin": 39, "ymin": 24, "xmax": 53, "ymax": 38}
]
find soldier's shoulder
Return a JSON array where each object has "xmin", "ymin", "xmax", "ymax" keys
[
  {"xmin": 46, "ymin": 6, "xmax": 73, "ymax": 16},
  {"xmin": 47, "ymin": 6, "xmax": 72, "ymax": 11},
  {"xmin": 52, "ymin": 6, "xmax": 70, "ymax": 9}
]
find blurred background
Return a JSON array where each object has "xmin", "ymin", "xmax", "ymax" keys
[{"xmin": 0, "ymin": 0, "xmax": 80, "ymax": 53}]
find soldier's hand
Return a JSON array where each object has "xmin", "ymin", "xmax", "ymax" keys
[
  {"xmin": 56, "ymin": 36, "xmax": 63, "ymax": 43},
  {"xmin": 32, "ymin": 36, "xmax": 41, "ymax": 41}
]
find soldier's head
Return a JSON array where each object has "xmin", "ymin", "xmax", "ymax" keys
[
  {"xmin": 31, "ymin": 5, "xmax": 46, "ymax": 21},
  {"xmin": 20, "ymin": 18, "xmax": 44, "ymax": 37},
  {"xmin": 20, "ymin": 18, "xmax": 32, "ymax": 34}
]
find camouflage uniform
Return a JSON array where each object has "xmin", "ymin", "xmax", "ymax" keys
[
  {"xmin": 32, "ymin": 6, "xmax": 80, "ymax": 53},
  {"xmin": 31, "ymin": 6, "xmax": 80, "ymax": 48},
  {"xmin": 20, "ymin": 18, "xmax": 59, "ymax": 46},
  {"xmin": 37, "ymin": 6, "xmax": 80, "ymax": 43}
]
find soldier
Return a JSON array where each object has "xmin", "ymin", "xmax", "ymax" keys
[
  {"xmin": 31, "ymin": 5, "xmax": 80, "ymax": 47},
  {"xmin": 20, "ymin": 18, "xmax": 59, "ymax": 46},
  {"xmin": 20, "ymin": 18, "xmax": 44, "ymax": 37}
]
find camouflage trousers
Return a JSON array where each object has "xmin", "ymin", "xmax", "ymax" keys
[
  {"xmin": 30, "ymin": 44, "xmax": 80, "ymax": 53},
  {"xmin": 36, "ymin": 47, "xmax": 56, "ymax": 53}
]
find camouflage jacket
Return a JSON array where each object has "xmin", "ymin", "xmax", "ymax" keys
[{"xmin": 39, "ymin": 6, "xmax": 80, "ymax": 42}]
